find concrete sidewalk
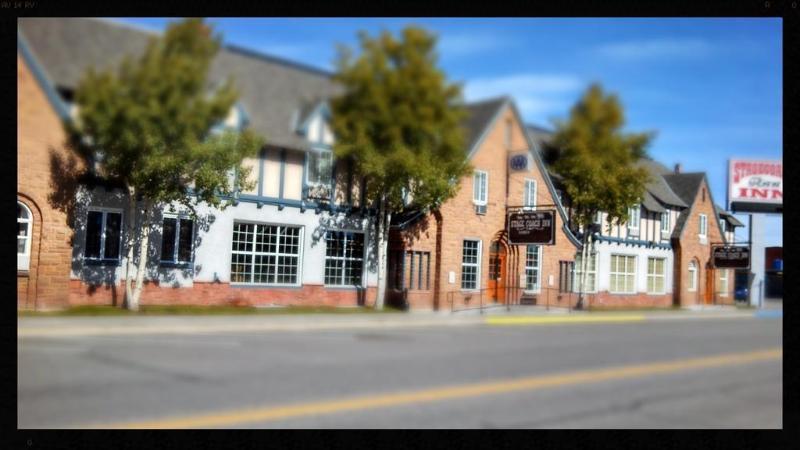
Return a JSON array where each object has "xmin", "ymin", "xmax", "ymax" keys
[{"xmin": 17, "ymin": 307, "xmax": 764, "ymax": 338}]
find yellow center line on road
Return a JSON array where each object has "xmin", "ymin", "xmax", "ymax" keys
[
  {"xmin": 485, "ymin": 314, "xmax": 646, "ymax": 325},
  {"xmin": 85, "ymin": 347, "xmax": 782, "ymax": 429}
]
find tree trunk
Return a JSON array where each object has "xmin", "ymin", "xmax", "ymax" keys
[
  {"xmin": 374, "ymin": 197, "xmax": 390, "ymax": 310},
  {"xmin": 129, "ymin": 202, "xmax": 153, "ymax": 311},
  {"xmin": 124, "ymin": 185, "xmax": 137, "ymax": 308}
]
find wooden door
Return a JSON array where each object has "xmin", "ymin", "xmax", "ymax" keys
[
  {"xmin": 705, "ymin": 266, "xmax": 714, "ymax": 305},
  {"xmin": 488, "ymin": 241, "xmax": 507, "ymax": 303}
]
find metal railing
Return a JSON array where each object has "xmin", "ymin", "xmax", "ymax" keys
[{"xmin": 447, "ymin": 286, "xmax": 594, "ymax": 313}]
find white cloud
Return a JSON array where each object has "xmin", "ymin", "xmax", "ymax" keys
[
  {"xmin": 437, "ymin": 33, "xmax": 510, "ymax": 58},
  {"xmin": 463, "ymin": 74, "xmax": 583, "ymax": 121},
  {"xmin": 594, "ymin": 38, "xmax": 714, "ymax": 61}
]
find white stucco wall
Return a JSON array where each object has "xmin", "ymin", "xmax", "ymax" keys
[{"xmin": 594, "ymin": 240, "xmax": 674, "ymax": 295}]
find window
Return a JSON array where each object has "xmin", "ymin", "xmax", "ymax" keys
[
  {"xmin": 720, "ymin": 219, "xmax": 726, "ymax": 234},
  {"xmin": 660, "ymin": 211, "xmax": 670, "ymax": 233},
  {"xmin": 161, "ymin": 217, "xmax": 194, "ymax": 264},
  {"xmin": 524, "ymin": 179, "xmax": 537, "ymax": 210},
  {"xmin": 84, "ymin": 209, "xmax": 122, "ymax": 262},
  {"xmin": 461, "ymin": 240, "xmax": 481, "ymax": 290},
  {"xmin": 647, "ymin": 257, "xmax": 666, "ymax": 295},
  {"xmin": 610, "ymin": 254, "xmax": 636, "ymax": 294},
  {"xmin": 306, "ymin": 149, "xmax": 333, "ymax": 186},
  {"xmin": 324, "ymin": 231, "xmax": 365, "ymax": 286},
  {"xmin": 559, "ymin": 261, "xmax": 575, "ymax": 293},
  {"xmin": 525, "ymin": 245, "xmax": 541, "ymax": 292},
  {"xmin": 717, "ymin": 269, "xmax": 729, "ymax": 297},
  {"xmin": 473, "ymin": 171, "xmax": 488, "ymax": 206},
  {"xmin": 595, "ymin": 211, "xmax": 603, "ymax": 225},
  {"xmin": 699, "ymin": 214, "xmax": 708, "ymax": 241},
  {"xmin": 573, "ymin": 252, "xmax": 598, "ymax": 293},
  {"xmin": 18, "ymin": 202, "xmax": 32, "ymax": 271},
  {"xmin": 688, "ymin": 261, "xmax": 698, "ymax": 292},
  {"xmin": 628, "ymin": 205, "xmax": 640, "ymax": 235},
  {"xmin": 230, "ymin": 223, "xmax": 302, "ymax": 285}
]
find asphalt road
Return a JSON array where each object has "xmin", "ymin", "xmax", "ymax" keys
[{"xmin": 18, "ymin": 315, "xmax": 782, "ymax": 428}]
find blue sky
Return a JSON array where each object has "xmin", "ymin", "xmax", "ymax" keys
[{"xmin": 117, "ymin": 17, "xmax": 782, "ymax": 246}]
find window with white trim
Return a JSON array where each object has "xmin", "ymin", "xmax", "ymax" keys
[
  {"xmin": 524, "ymin": 179, "xmax": 537, "ymax": 210},
  {"xmin": 473, "ymin": 171, "xmax": 488, "ymax": 205},
  {"xmin": 230, "ymin": 223, "xmax": 302, "ymax": 285},
  {"xmin": 717, "ymin": 269, "xmax": 729, "ymax": 297},
  {"xmin": 161, "ymin": 216, "xmax": 194, "ymax": 264},
  {"xmin": 646, "ymin": 257, "xmax": 666, "ymax": 295},
  {"xmin": 699, "ymin": 214, "xmax": 708, "ymax": 240},
  {"xmin": 628, "ymin": 205, "xmax": 640, "ymax": 235},
  {"xmin": 461, "ymin": 239, "xmax": 481, "ymax": 290},
  {"xmin": 610, "ymin": 254, "xmax": 636, "ymax": 294},
  {"xmin": 660, "ymin": 211, "xmax": 670, "ymax": 233},
  {"xmin": 720, "ymin": 219, "xmax": 726, "ymax": 234},
  {"xmin": 306, "ymin": 149, "xmax": 333, "ymax": 186},
  {"xmin": 573, "ymin": 252, "xmax": 598, "ymax": 293},
  {"xmin": 688, "ymin": 260, "xmax": 698, "ymax": 291},
  {"xmin": 324, "ymin": 231, "xmax": 365, "ymax": 286},
  {"xmin": 524, "ymin": 245, "xmax": 541, "ymax": 292},
  {"xmin": 18, "ymin": 201, "xmax": 32, "ymax": 271},
  {"xmin": 84, "ymin": 209, "xmax": 122, "ymax": 262}
]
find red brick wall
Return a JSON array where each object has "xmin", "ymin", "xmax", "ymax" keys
[
  {"xmin": 589, "ymin": 292, "xmax": 672, "ymax": 309},
  {"xmin": 673, "ymin": 178, "xmax": 734, "ymax": 306},
  {"xmin": 17, "ymin": 54, "xmax": 77, "ymax": 310},
  {"xmin": 395, "ymin": 104, "xmax": 580, "ymax": 310},
  {"xmin": 69, "ymin": 280, "xmax": 377, "ymax": 308}
]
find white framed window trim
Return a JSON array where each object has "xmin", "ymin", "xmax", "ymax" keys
[
  {"xmin": 230, "ymin": 221, "xmax": 304, "ymax": 287},
  {"xmin": 660, "ymin": 211, "xmax": 670, "ymax": 233},
  {"xmin": 524, "ymin": 179, "xmax": 537, "ymax": 210},
  {"xmin": 461, "ymin": 239, "xmax": 482, "ymax": 291},
  {"xmin": 18, "ymin": 201, "xmax": 32, "ymax": 271},
  {"xmin": 324, "ymin": 230, "xmax": 366, "ymax": 287},
  {"xmin": 699, "ymin": 214, "xmax": 708, "ymax": 243},
  {"xmin": 627, "ymin": 205, "xmax": 641, "ymax": 236},
  {"xmin": 524, "ymin": 244, "xmax": 541, "ymax": 293},
  {"xmin": 473, "ymin": 171, "xmax": 488, "ymax": 206},
  {"xmin": 573, "ymin": 252, "xmax": 598, "ymax": 294},
  {"xmin": 84, "ymin": 207, "xmax": 124, "ymax": 262},
  {"xmin": 160, "ymin": 214, "xmax": 195, "ymax": 265},
  {"xmin": 688, "ymin": 261, "xmax": 698, "ymax": 292},
  {"xmin": 646, "ymin": 257, "xmax": 667, "ymax": 295},
  {"xmin": 609, "ymin": 254, "xmax": 637, "ymax": 294},
  {"xmin": 718, "ymin": 269, "xmax": 729, "ymax": 297}
]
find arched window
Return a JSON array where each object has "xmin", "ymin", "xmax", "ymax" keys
[
  {"xmin": 18, "ymin": 201, "xmax": 32, "ymax": 271},
  {"xmin": 688, "ymin": 260, "xmax": 698, "ymax": 292}
]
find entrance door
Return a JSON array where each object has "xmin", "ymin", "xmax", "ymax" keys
[
  {"xmin": 705, "ymin": 266, "xmax": 714, "ymax": 305},
  {"xmin": 488, "ymin": 240, "xmax": 507, "ymax": 303}
]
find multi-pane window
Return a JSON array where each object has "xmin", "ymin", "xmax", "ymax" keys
[
  {"xmin": 661, "ymin": 211, "xmax": 670, "ymax": 233},
  {"xmin": 230, "ymin": 223, "xmax": 302, "ymax": 285},
  {"xmin": 647, "ymin": 257, "xmax": 666, "ymax": 294},
  {"xmin": 161, "ymin": 217, "xmax": 194, "ymax": 264},
  {"xmin": 18, "ymin": 202, "xmax": 32, "ymax": 271},
  {"xmin": 699, "ymin": 214, "xmax": 708, "ymax": 239},
  {"xmin": 461, "ymin": 240, "xmax": 481, "ymax": 290},
  {"xmin": 84, "ymin": 209, "xmax": 122, "ymax": 261},
  {"xmin": 473, "ymin": 171, "xmax": 488, "ymax": 205},
  {"xmin": 717, "ymin": 269, "xmax": 729, "ymax": 297},
  {"xmin": 524, "ymin": 245, "xmax": 541, "ymax": 292},
  {"xmin": 688, "ymin": 261, "xmax": 698, "ymax": 291},
  {"xmin": 307, "ymin": 150, "xmax": 333, "ymax": 186},
  {"xmin": 524, "ymin": 179, "xmax": 537, "ymax": 210},
  {"xmin": 610, "ymin": 254, "xmax": 636, "ymax": 294},
  {"xmin": 628, "ymin": 205, "xmax": 640, "ymax": 235},
  {"xmin": 574, "ymin": 252, "xmax": 598, "ymax": 293},
  {"xmin": 388, "ymin": 251, "xmax": 431, "ymax": 290},
  {"xmin": 324, "ymin": 231, "xmax": 364, "ymax": 286}
]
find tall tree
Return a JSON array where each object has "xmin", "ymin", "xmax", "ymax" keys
[
  {"xmin": 551, "ymin": 83, "xmax": 653, "ymax": 309},
  {"xmin": 331, "ymin": 27, "xmax": 471, "ymax": 309},
  {"xmin": 67, "ymin": 18, "xmax": 263, "ymax": 310}
]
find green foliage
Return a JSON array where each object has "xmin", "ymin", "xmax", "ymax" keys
[
  {"xmin": 551, "ymin": 83, "xmax": 653, "ymax": 229},
  {"xmin": 68, "ymin": 18, "xmax": 263, "ymax": 212},
  {"xmin": 330, "ymin": 27, "xmax": 471, "ymax": 211}
]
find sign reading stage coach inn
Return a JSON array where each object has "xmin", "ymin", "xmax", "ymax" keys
[
  {"xmin": 728, "ymin": 159, "xmax": 782, "ymax": 213},
  {"xmin": 508, "ymin": 210, "xmax": 556, "ymax": 245},
  {"xmin": 711, "ymin": 245, "xmax": 751, "ymax": 269}
]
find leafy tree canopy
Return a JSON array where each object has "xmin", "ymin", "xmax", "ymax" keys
[
  {"xmin": 68, "ymin": 18, "xmax": 262, "ymax": 211},
  {"xmin": 330, "ymin": 27, "xmax": 472, "ymax": 212},
  {"xmin": 551, "ymin": 83, "xmax": 653, "ymax": 229}
]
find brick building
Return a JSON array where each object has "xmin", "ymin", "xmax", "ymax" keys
[{"xmin": 387, "ymin": 98, "xmax": 582, "ymax": 310}]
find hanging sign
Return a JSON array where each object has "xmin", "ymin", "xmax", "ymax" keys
[{"xmin": 508, "ymin": 210, "xmax": 556, "ymax": 245}]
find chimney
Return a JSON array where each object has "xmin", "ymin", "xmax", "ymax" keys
[{"xmin": 674, "ymin": 163, "xmax": 682, "ymax": 174}]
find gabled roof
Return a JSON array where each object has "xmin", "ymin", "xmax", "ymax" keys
[
  {"xmin": 18, "ymin": 17, "xmax": 341, "ymax": 152},
  {"xmin": 662, "ymin": 172, "xmax": 729, "ymax": 240},
  {"xmin": 715, "ymin": 204, "xmax": 745, "ymax": 227},
  {"xmin": 463, "ymin": 96, "xmax": 509, "ymax": 156},
  {"xmin": 641, "ymin": 191, "xmax": 666, "ymax": 213},
  {"xmin": 634, "ymin": 159, "xmax": 688, "ymax": 208}
]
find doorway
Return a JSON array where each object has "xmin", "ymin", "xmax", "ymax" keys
[{"xmin": 488, "ymin": 240, "xmax": 507, "ymax": 303}]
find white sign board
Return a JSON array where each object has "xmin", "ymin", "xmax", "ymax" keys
[{"xmin": 728, "ymin": 159, "xmax": 782, "ymax": 214}]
